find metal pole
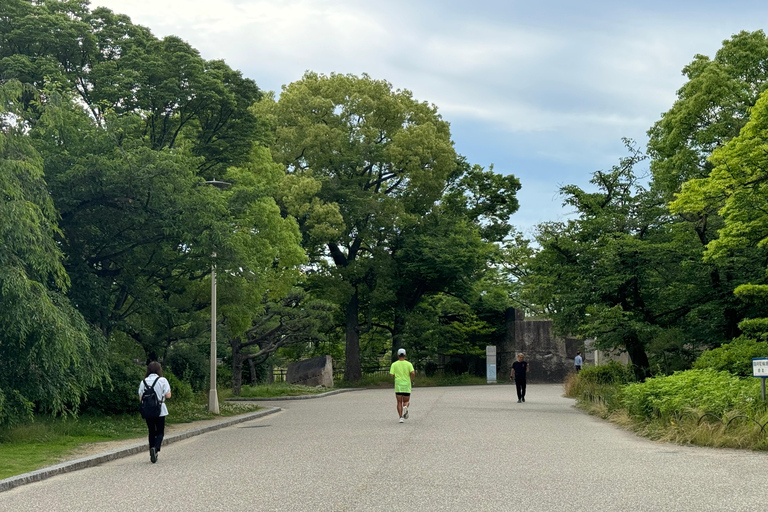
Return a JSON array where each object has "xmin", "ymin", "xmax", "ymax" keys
[
  {"xmin": 762, "ymin": 378, "xmax": 766, "ymax": 402},
  {"xmin": 202, "ymin": 180, "xmax": 229, "ymax": 414},
  {"xmin": 208, "ymin": 258, "xmax": 219, "ymax": 413}
]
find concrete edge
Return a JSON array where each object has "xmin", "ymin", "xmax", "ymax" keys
[
  {"xmin": 226, "ymin": 387, "xmax": 363, "ymax": 401},
  {"xmin": 0, "ymin": 406, "xmax": 281, "ymax": 494}
]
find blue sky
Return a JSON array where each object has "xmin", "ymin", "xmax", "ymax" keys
[{"xmin": 94, "ymin": 0, "xmax": 768, "ymax": 235}]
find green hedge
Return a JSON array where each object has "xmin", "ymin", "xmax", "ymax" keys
[
  {"xmin": 165, "ymin": 372, "xmax": 194, "ymax": 404},
  {"xmin": 82, "ymin": 356, "xmax": 145, "ymax": 415},
  {"xmin": 693, "ymin": 336, "xmax": 768, "ymax": 377},
  {"xmin": 621, "ymin": 369, "xmax": 762, "ymax": 418},
  {"xmin": 578, "ymin": 361, "xmax": 636, "ymax": 386}
]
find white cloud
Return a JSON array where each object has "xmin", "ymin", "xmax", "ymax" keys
[{"xmin": 90, "ymin": 0, "xmax": 768, "ymax": 232}]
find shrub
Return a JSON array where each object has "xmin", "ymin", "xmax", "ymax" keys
[
  {"xmin": 621, "ymin": 369, "xmax": 762, "ymax": 419},
  {"xmin": 164, "ymin": 343, "xmax": 209, "ymax": 392},
  {"xmin": 424, "ymin": 361, "xmax": 438, "ymax": 377},
  {"xmin": 578, "ymin": 361, "xmax": 636, "ymax": 386},
  {"xmin": 444, "ymin": 360, "xmax": 466, "ymax": 376},
  {"xmin": 165, "ymin": 372, "xmax": 194, "ymax": 404},
  {"xmin": 217, "ymin": 363, "xmax": 234, "ymax": 389},
  {"xmin": 693, "ymin": 336, "xmax": 768, "ymax": 377},
  {"xmin": 82, "ymin": 356, "xmax": 145, "ymax": 415}
]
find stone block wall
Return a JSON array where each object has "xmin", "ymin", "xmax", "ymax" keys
[
  {"xmin": 499, "ymin": 308, "xmax": 586, "ymax": 383},
  {"xmin": 287, "ymin": 355, "xmax": 334, "ymax": 387}
]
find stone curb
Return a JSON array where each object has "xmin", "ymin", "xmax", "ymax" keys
[
  {"xmin": 226, "ymin": 387, "xmax": 362, "ymax": 401},
  {"xmin": 0, "ymin": 406, "xmax": 281, "ymax": 494}
]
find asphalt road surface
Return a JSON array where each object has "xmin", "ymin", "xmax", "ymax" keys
[{"xmin": 1, "ymin": 384, "xmax": 765, "ymax": 511}]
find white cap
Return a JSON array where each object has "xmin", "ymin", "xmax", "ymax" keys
[{"xmin": 397, "ymin": 348, "xmax": 406, "ymax": 356}]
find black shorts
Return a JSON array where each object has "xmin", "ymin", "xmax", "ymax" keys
[{"xmin": 395, "ymin": 392, "xmax": 411, "ymax": 397}]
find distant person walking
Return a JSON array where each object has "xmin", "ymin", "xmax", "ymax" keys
[
  {"xmin": 510, "ymin": 353, "xmax": 529, "ymax": 403},
  {"xmin": 390, "ymin": 348, "xmax": 415, "ymax": 423},
  {"xmin": 574, "ymin": 352, "xmax": 583, "ymax": 373},
  {"xmin": 139, "ymin": 361, "xmax": 172, "ymax": 463}
]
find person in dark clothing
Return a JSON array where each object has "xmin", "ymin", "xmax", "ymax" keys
[{"xmin": 510, "ymin": 353, "xmax": 529, "ymax": 403}]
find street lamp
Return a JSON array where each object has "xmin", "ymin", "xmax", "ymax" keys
[{"xmin": 204, "ymin": 179, "xmax": 231, "ymax": 413}]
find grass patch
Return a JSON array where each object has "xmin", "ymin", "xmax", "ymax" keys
[
  {"xmin": 0, "ymin": 391, "xmax": 260, "ymax": 480},
  {"xmin": 418, "ymin": 373, "xmax": 488, "ymax": 387},
  {"xmin": 225, "ymin": 383, "xmax": 328, "ymax": 398},
  {"xmin": 0, "ymin": 414, "xmax": 146, "ymax": 480},
  {"xmin": 335, "ymin": 373, "xmax": 392, "ymax": 388},
  {"xmin": 336, "ymin": 372, "xmax": 488, "ymax": 388},
  {"xmin": 607, "ymin": 408, "xmax": 768, "ymax": 450}
]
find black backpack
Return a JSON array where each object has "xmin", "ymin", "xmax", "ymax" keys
[{"xmin": 139, "ymin": 378, "xmax": 163, "ymax": 419}]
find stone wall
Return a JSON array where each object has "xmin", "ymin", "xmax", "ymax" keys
[
  {"xmin": 500, "ymin": 308, "xmax": 584, "ymax": 383},
  {"xmin": 287, "ymin": 355, "xmax": 334, "ymax": 387}
]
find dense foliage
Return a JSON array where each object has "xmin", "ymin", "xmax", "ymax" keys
[
  {"xmin": 4, "ymin": 1, "xmax": 768, "ymax": 429},
  {"xmin": 621, "ymin": 369, "xmax": 762, "ymax": 418},
  {"xmin": 576, "ymin": 361, "xmax": 637, "ymax": 386},
  {"xmin": 0, "ymin": 1, "xmax": 521, "ymax": 425},
  {"xmin": 693, "ymin": 337, "xmax": 768, "ymax": 377},
  {"xmin": 0, "ymin": 80, "xmax": 108, "ymax": 426}
]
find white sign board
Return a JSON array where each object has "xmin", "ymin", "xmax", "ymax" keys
[
  {"xmin": 752, "ymin": 357, "xmax": 768, "ymax": 377},
  {"xmin": 486, "ymin": 346, "xmax": 496, "ymax": 383}
]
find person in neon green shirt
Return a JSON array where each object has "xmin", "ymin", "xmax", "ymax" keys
[{"xmin": 389, "ymin": 348, "xmax": 415, "ymax": 423}]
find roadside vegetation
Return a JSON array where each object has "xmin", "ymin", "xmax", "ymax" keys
[
  {"xmin": 223, "ymin": 383, "xmax": 327, "ymax": 398},
  {"xmin": 566, "ymin": 342, "xmax": 768, "ymax": 451},
  {"xmin": 336, "ymin": 372, "xmax": 488, "ymax": 388}
]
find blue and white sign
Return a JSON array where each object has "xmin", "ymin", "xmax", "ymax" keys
[
  {"xmin": 752, "ymin": 357, "xmax": 768, "ymax": 377},
  {"xmin": 486, "ymin": 346, "xmax": 496, "ymax": 383}
]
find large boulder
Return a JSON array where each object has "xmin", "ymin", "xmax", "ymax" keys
[{"xmin": 287, "ymin": 355, "xmax": 334, "ymax": 387}]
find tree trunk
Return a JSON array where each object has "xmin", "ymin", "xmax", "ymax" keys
[
  {"xmin": 232, "ymin": 339, "xmax": 243, "ymax": 395},
  {"xmin": 625, "ymin": 334, "xmax": 651, "ymax": 381},
  {"xmin": 344, "ymin": 288, "xmax": 362, "ymax": 382},
  {"xmin": 391, "ymin": 305, "xmax": 406, "ymax": 362},
  {"xmin": 248, "ymin": 358, "xmax": 259, "ymax": 384}
]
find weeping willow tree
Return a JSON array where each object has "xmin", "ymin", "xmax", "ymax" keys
[{"xmin": 0, "ymin": 80, "xmax": 108, "ymax": 426}]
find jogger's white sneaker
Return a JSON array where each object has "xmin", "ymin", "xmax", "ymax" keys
[
  {"xmin": 402, "ymin": 405, "xmax": 409, "ymax": 419},
  {"xmin": 399, "ymin": 417, "xmax": 404, "ymax": 423}
]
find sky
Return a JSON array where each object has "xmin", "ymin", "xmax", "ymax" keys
[{"xmin": 92, "ymin": 0, "xmax": 768, "ymax": 236}]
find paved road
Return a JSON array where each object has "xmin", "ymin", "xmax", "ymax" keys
[{"xmin": 1, "ymin": 384, "xmax": 765, "ymax": 511}]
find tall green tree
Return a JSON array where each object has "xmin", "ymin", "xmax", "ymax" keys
[
  {"xmin": 671, "ymin": 88, "xmax": 768, "ymax": 339},
  {"xmin": 525, "ymin": 143, "xmax": 722, "ymax": 378},
  {"xmin": 0, "ymin": 0, "xmax": 261, "ymax": 178},
  {"xmin": 1, "ymin": 1, "xmax": 305, "ymax": 364},
  {"xmin": 257, "ymin": 72, "xmax": 457, "ymax": 381},
  {"xmin": 381, "ymin": 160, "xmax": 520, "ymax": 360},
  {"xmin": 0, "ymin": 80, "xmax": 107, "ymax": 426},
  {"xmin": 648, "ymin": 30, "xmax": 768, "ymax": 199},
  {"xmin": 647, "ymin": 30, "xmax": 768, "ymax": 340}
]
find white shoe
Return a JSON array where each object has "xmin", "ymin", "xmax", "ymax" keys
[
  {"xmin": 402, "ymin": 406, "xmax": 409, "ymax": 419},
  {"xmin": 399, "ymin": 417, "xmax": 404, "ymax": 423}
]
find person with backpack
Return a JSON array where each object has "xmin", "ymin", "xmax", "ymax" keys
[{"xmin": 138, "ymin": 361, "xmax": 172, "ymax": 463}]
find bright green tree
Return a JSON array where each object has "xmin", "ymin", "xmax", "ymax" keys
[
  {"xmin": 648, "ymin": 30, "xmax": 768, "ymax": 200},
  {"xmin": 671, "ymin": 88, "xmax": 768, "ymax": 339},
  {"xmin": 256, "ymin": 72, "xmax": 458, "ymax": 381},
  {"xmin": 1, "ymin": 0, "xmax": 305, "ymax": 367}
]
